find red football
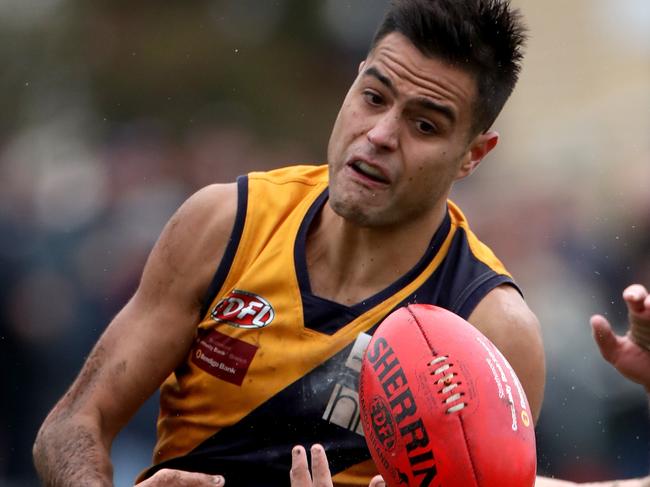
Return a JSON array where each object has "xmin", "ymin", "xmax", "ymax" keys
[{"xmin": 359, "ymin": 304, "xmax": 536, "ymax": 487}]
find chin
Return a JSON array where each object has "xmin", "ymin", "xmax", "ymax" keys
[
  {"xmin": 330, "ymin": 197, "xmax": 400, "ymax": 228},
  {"xmin": 330, "ymin": 197, "xmax": 374, "ymax": 226}
]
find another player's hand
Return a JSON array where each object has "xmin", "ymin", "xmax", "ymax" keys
[
  {"xmin": 290, "ymin": 445, "xmax": 333, "ymax": 487},
  {"xmin": 135, "ymin": 468, "xmax": 225, "ymax": 486},
  {"xmin": 289, "ymin": 444, "xmax": 385, "ymax": 487},
  {"xmin": 591, "ymin": 284, "xmax": 650, "ymax": 391}
]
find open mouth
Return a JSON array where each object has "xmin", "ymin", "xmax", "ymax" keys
[{"xmin": 350, "ymin": 160, "xmax": 389, "ymax": 184}]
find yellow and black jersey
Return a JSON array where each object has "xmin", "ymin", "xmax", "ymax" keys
[{"xmin": 140, "ymin": 164, "xmax": 520, "ymax": 486}]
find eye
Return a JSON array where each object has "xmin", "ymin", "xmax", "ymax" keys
[
  {"xmin": 415, "ymin": 119, "xmax": 437, "ymax": 135},
  {"xmin": 362, "ymin": 90, "xmax": 384, "ymax": 107}
]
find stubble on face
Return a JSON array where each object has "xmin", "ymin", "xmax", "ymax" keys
[
  {"xmin": 326, "ymin": 34, "xmax": 477, "ymax": 230},
  {"xmin": 328, "ymin": 181, "xmax": 383, "ymax": 227}
]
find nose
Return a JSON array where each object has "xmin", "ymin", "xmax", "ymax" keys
[{"xmin": 367, "ymin": 111, "xmax": 399, "ymax": 151}]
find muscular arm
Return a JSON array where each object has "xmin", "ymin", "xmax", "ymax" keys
[
  {"xmin": 33, "ymin": 183, "xmax": 238, "ymax": 487},
  {"xmin": 468, "ymin": 284, "xmax": 546, "ymax": 422}
]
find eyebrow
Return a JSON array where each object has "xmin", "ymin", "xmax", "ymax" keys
[{"xmin": 363, "ymin": 66, "xmax": 457, "ymax": 124}]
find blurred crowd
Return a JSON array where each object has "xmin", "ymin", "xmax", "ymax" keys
[{"xmin": 1, "ymin": 1, "xmax": 648, "ymax": 486}]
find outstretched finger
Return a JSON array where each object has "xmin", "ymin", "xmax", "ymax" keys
[
  {"xmin": 590, "ymin": 314, "xmax": 621, "ymax": 364},
  {"xmin": 622, "ymin": 284, "xmax": 650, "ymax": 316},
  {"xmin": 290, "ymin": 446, "xmax": 312, "ymax": 486},
  {"xmin": 623, "ymin": 285, "xmax": 650, "ymax": 350},
  {"xmin": 369, "ymin": 475, "xmax": 386, "ymax": 487},
  {"xmin": 310, "ymin": 444, "xmax": 333, "ymax": 487}
]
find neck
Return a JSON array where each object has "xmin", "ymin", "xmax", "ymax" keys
[{"xmin": 305, "ymin": 201, "xmax": 447, "ymax": 305}]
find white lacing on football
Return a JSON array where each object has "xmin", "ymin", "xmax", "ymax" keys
[
  {"xmin": 429, "ymin": 356, "xmax": 466, "ymax": 414},
  {"xmin": 430, "ymin": 356, "xmax": 447, "ymax": 365}
]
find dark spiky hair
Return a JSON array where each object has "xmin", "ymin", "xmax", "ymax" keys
[{"xmin": 371, "ymin": 0, "xmax": 527, "ymax": 135}]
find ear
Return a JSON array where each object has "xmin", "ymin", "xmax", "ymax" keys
[{"xmin": 455, "ymin": 130, "xmax": 499, "ymax": 180}]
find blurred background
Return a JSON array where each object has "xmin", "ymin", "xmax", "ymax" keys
[{"xmin": 1, "ymin": 0, "xmax": 648, "ymax": 485}]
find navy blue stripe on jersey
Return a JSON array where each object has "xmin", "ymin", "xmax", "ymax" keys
[
  {"xmin": 293, "ymin": 187, "xmax": 328, "ymax": 294},
  {"xmin": 200, "ymin": 176, "xmax": 249, "ymax": 319},
  {"xmin": 295, "ymin": 194, "xmax": 452, "ymax": 335},
  {"xmin": 301, "ymin": 293, "xmax": 362, "ymax": 334},
  {"xmin": 143, "ymin": 341, "xmax": 373, "ymax": 486},
  {"xmin": 296, "ymin": 211, "xmax": 519, "ymax": 336},
  {"xmin": 405, "ymin": 227, "xmax": 521, "ymax": 319}
]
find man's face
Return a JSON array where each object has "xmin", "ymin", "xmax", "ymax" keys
[{"xmin": 327, "ymin": 32, "xmax": 487, "ymax": 228}]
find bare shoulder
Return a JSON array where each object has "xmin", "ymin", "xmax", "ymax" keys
[
  {"xmin": 468, "ymin": 285, "xmax": 540, "ymax": 347},
  {"xmin": 146, "ymin": 182, "xmax": 239, "ymax": 298},
  {"xmin": 166, "ymin": 182, "xmax": 238, "ymax": 248},
  {"xmin": 182, "ymin": 182, "xmax": 238, "ymax": 222},
  {"xmin": 468, "ymin": 285, "xmax": 546, "ymax": 422}
]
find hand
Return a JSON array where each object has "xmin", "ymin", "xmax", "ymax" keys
[
  {"xmin": 136, "ymin": 468, "xmax": 225, "ymax": 486},
  {"xmin": 591, "ymin": 284, "xmax": 650, "ymax": 391},
  {"xmin": 289, "ymin": 444, "xmax": 385, "ymax": 487},
  {"xmin": 290, "ymin": 445, "xmax": 333, "ymax": 487}
]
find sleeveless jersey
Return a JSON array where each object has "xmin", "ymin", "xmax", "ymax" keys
[{"xmin": 139, "ymin": 164, "xmax": 520, "ymax": 486}]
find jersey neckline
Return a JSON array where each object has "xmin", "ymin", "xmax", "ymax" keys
[{"xmin": 293, "ymin": 188, "xmax": 452, "ymax": 315}]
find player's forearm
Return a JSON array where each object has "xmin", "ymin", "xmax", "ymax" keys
[
  {"xmin": 33, "ymin": 413, "xmax": 114, "ymax": 487},
  {"xmin": 536, "ymin": 477, "xmax": 581, "ymax": 486},
  {"xmin": 537, "ymin": 476, "xmax": 650, "ymax": 487},
  {"xmin": 578, "ymin": 479, "xmax": 650, "ymax": 487}
]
